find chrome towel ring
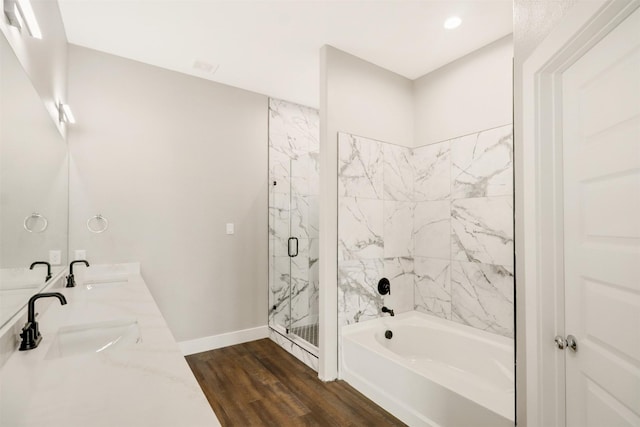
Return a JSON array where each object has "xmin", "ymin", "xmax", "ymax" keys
[
  {"xmin": 87, "ymin": 214, "xmax": 108, "ymax": 233},
  {"xmin": 23, "ymin": 212, "xmax": 48, "ymax": 233}
]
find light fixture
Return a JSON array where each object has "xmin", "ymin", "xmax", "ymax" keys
[
  {"xmin": 4, "ymin": 0, "xmax": 42, "ymax": 39},
  {"xmin": 58, "ymin": 103, "xmax": 76, "ymax": 124},
  {"xmin": 444, "ymin": 16, "xmax": 462, "ymax": 30}
]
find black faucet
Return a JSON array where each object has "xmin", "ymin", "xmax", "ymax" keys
[
  {"xmin": 29, "ymin": 261, "xmax": 52, "ymax": 282},
  {"xmin": 19, "ymin": 292, "xmax": 67, "ymax": 351},
  {"xmin": 382, "ymin": 306, "xmax": 395, "ymax": 317},
  {"xmin": 66, "ymin": 260, "xmax": 90, "ymax": 288}
]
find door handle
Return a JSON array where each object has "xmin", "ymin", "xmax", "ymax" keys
[
  {"xmin": 287, "ymin": 237, "xmax": 298, "ymax": 257},
  {"xmin": 554, "ymin": 334, "xmax": 578, "ymax": 352}
]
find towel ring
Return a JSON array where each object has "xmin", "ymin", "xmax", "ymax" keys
[
  {"xmin": 87, "ymin": 214, "xmax": 109, "ymax": 233},
  {"xmin": 23, "ymin": 213, "xmax": 48, "ymax": 233}
]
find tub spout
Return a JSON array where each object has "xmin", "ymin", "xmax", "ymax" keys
[{"xmin": 381, "ymin": 306, "xmax": 395, "ymax": 317}]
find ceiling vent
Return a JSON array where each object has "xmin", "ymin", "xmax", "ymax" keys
[{"xmin": 192, "ymin": 60, "xmax": 220, "ymax": 75}]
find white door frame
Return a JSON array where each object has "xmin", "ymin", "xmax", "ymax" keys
[{"xmin": 518, "ymin": 0, "xmax": 639, "ymax": 425}]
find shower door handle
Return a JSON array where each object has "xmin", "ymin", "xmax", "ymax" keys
[{"xmin": 287, "ymin": 237, "xmax": 298, "ymax": 257}]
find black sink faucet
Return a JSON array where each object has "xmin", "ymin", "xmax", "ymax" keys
[
  {"xmin": 382, "ymin": 306, "xmax": 395, "ymax": 317},
  {"xmin": 66, "ymin": 260, "xmax": 90, "ymax": 288},
  {"xmin": 19, "ymin": 292, "xmax": 67, "ymax": 351},
  {"xmin": 29, "ymin": 261, "xmax": 52, "ymax": 282}
]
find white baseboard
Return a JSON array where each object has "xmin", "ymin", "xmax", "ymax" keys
[{"xmin": 178, "ymin": 325, "xmax": 269, "ymax": 356}]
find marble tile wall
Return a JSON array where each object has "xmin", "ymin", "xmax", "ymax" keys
[
  {"xmin": 413, "ymin": 124, "xmax": 514, "ymax": 338},
  {"xmin": 337, "ymin": 133, "xmax": 414, "ymax": 326},
  {"xmin": 337, "ymin": 125, "xmax": 514, "ymax": 338},
  {"xmin": 268, "ymin": 99, "xmax": 320, "ymax": 335}
]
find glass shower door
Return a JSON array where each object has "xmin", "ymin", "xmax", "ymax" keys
[
  {"xmin": 268, "ymin": 170, "xmax": 293, "ymax": 337},
  {"xmin": 268, "ymin": 99, "xmax": 320, "ymax": 356},
  {"xmin": 268, "ymin": 159, "xmax": 319, "ymax": 354}
]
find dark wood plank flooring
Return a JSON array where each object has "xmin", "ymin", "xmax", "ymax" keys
[{"xmin": 186, "ymin": 338, "xmax": 406, "ymax": 426}]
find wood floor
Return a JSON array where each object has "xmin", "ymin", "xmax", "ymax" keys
[{"xmin": 186, "ymin": 338, "xmax": 406, "ymax": 426}]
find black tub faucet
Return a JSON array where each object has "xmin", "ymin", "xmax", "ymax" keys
[
  {"xmin": 382, "ymin": 306, "xmax": 395, "ymax": 317},
  {"xmin": 19, "ymin": 292, "xmax": 67, "ymax": 351},
  {"xmin": 66, "ymin": 260, "xmax": 90, "ymax": 288},
  {"xmin": 29, "ymin": 261, "xmax": 52, "ymax": 282}
]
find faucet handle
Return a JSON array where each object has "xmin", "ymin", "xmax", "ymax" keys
[
  {"xmin": 19, "ymin": 321, "xmax": 42, "ymax": 351},
  {"xmin": 66, "ymin": 273, "xmax": 76, "ymax": 288}
]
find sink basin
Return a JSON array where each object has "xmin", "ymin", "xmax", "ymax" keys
[
  {"xmin": 46, "ymin": 319, "xmax": 141, "ymax": 359},
  {"xmin": 84, "ymin": 280, "xmax": 128, "ymax": 290},
  {"xmin": 84, "ymin": 276, "xmax": 129, "ymax": 290}
]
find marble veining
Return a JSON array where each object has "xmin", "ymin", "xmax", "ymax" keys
[
  {"xmin": 269, "ymin": 99, "xmax": 319, "ymax": 160},
  {"xmin": 337, "ymin": 127, "xmax": 513, "ymax": 338},
  {"xmin": 383, "ymin": 201, "xmax": 415, "ymax": 258},
  {"xmin": 383, "ymin": 143, "xmax": 414, "ymax": 201},
  {"xmin": 337, "ymin": 133, "xmax": 416, "ymax": 328},
  {"xmin": 451, "ymin": 261, "xmax": 514, "ymax": 338},
  {"xmin": 383, "ymin": 257, "xmax": 415, "ymax": 314},
  {"xmin": 414, "ymin": 257, "xmax": 451, "ymax": 319},
  {"xmin": 414, "ymin": 141, "xmax": 451, "ymax": 201},
  {"xmin": 414, "ymin": 201, "xmax": 451, "ymax": 259},
  {"xmin": 451, "ymin": 125, "xmax": 513, "ymax": 199},
  {"xmin": 338, "ymin": 133, "xmax": 384, "ymax": 199},
  {"xmin": 268, "ymin": 98, "xmax": 319, "ymax": 350},
  {"xmin": 338, "ymin": 259, "xmax": 385, "ymax": 325},
  {"xmin": 451, "ymin": 196, "xmax": 514, "ymax": 267},
  {"xmin": 338, "ymin": 197, "xmax": 384, "ymax": 261},
  {"xmin": 269, "ymin": 256, "xmax": 291, "ymax": 327}
]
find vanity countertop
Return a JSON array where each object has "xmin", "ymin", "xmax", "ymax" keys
[{"xmin": 0, "ymin": 264, "xmax": 220, "ymax": 427}]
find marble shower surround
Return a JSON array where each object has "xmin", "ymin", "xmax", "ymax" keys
[
  {"xmin": 337, "ymin": 125, "xmax": 514, "ymax": 338},
  {"xmin": 268, "ymin": 99, "xmax": 320, "ymax": 337},
  {"xmin": 413, "ymin": 124, "xmax": 514, "ymax": 338},
  {"xmin": 338, "ymin": 133, "xmax": 415, "ymax": 326}
]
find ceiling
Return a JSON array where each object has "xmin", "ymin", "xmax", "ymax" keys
[{"xmin": 58, "ymin": 1, "xmax": 513, "ymax": 108}]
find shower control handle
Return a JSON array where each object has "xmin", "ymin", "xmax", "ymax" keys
[{"xmin": 378, "ymin": 278, "xmax": 391, "ymax": 295}]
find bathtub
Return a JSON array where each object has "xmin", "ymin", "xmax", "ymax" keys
[{"xmin": 341, "ymin": 311, "xmax": 514, "ymax": 427}]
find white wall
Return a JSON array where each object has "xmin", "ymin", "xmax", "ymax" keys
[
  {"xmin": 67, "ymin": 45, "xmax": 268, "ymax": 342},
  {"xmin": 413, "ymin": 35, "xmax": 513, "ymax": 146},
  {"xmin": 0, "ymin": 1, "xmax": 68, "ymax": 136},
  {"xmin": 319, "ymin": 45, "xmax": 413, "ymax": 379}
]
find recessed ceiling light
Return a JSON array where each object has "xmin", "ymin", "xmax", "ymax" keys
[{"xmin": 444, "ymin": 16, "xmax": 462, "ymax": 30}]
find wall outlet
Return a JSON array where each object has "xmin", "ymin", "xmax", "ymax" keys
[
  {"xmin": 226, "ymin": 223, "xmax": 234, "ymax": 235},
  {"xmin": 75, "ymin": 249, "xmax": 87, "ymax": 260},
  {"xmin": 49, "ymin": 250, "xmax": 61, "ymax": 265}
]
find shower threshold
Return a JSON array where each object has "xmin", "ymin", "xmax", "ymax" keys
[
  {"xmin": 272, "ymin": 323, "xmax": 319, "ymax": 358},
  {"xmin": 290, "ymin": 323, "xmax": 319, "ymax": 348}
]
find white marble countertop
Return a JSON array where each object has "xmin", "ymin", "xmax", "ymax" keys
[{"xmin": 0, "ymin": 264, "xmax": 220, "ymax": 427}]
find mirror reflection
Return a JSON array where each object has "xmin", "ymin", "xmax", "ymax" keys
[{"xmin": 0, "ymin": 32, "xmax": 68, "ymax": 328}]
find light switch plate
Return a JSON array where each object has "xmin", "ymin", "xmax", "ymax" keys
[
  {"xmin": 226, "ymin": 223, "xmax": 234, "ymax": 235},
  {"xmin": 49, "ymin": 250, "xmax": 61, "ymax": 265},
  {"xmin": 75, "ymin": 249, "xmax": 86, "ymax": 260}
]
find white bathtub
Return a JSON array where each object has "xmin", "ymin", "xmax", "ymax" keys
[{"xmin": 341, "ymin": 311, "xmax": 514, "ymax": 427}]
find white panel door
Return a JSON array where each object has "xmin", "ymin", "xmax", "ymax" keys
[{"xmin": 562, "ymin": 7, "xmax": 640, "ymax": 427}]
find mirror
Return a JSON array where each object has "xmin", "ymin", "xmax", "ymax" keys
[{"xmin": 0, "ymin": 32, "xmax": 68, "ymax": 328}]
